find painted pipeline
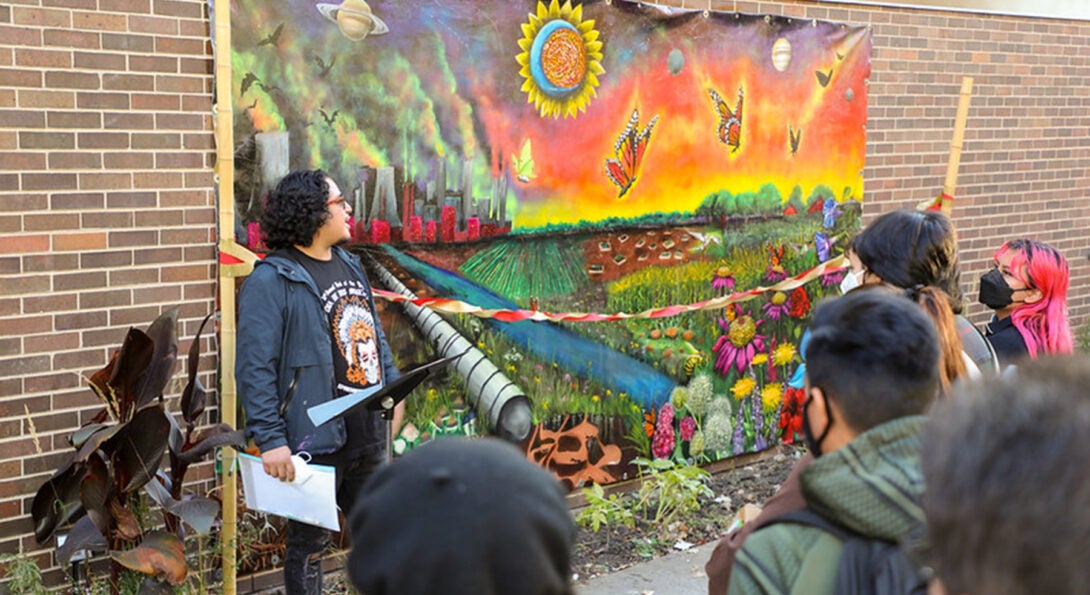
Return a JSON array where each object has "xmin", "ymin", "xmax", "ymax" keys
[{"xmin": 361, "ymin": 251, "xmax": 532, "ymax": 443}]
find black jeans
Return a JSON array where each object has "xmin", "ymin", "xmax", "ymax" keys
[{"xmin": 283, "ymin": 447, "xmax": 384, "ymax": 594}]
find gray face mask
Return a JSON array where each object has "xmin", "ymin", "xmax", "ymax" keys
[{"xmin": 839, "ymin": 268, "xmax": 864, "ymax": 295}]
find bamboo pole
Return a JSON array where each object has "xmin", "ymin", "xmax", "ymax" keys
[
  {"xmin": 941, "ymin": 77, "xmax": 974, "ymax": 215},
  {"xmin": 213, "ymin": 0, "xmax": 239, "ymax": 591}
]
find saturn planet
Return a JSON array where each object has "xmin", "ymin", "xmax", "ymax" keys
[{"xmin": 317, "ymin": 0, "xmax": 389, "ymax": 41}]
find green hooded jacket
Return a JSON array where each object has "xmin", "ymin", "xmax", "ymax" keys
[{"xmin": 727, "ymin": 415, "xmax": 927, "ymax": 595}]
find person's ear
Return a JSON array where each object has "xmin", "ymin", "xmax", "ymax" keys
[
  {"xmin": 807, "ymin": 386, "xmax": 830, "ymax": 429},
  {"xmin": 1022, "ymin": 287, "xmax": 1043, "ymax": 304}
]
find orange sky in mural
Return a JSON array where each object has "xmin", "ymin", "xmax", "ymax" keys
[{"xmin": 509, "ymin": 25, "xmax": 870, "ymax": 228}]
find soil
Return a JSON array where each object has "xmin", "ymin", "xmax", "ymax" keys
[{"xmin": 570, "ymin": 446, "xmax": 803, "ymax": 583}]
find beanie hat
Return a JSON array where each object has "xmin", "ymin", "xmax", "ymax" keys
[{"xmin": 347, "ymin": 437, "xmax": 576, "ymax": 595}]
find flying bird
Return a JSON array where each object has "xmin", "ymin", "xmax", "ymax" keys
[
  {"xmin": 511, "ymin": 138, "xmax": 537, "ymax": 183},
  {"xmin": 815, "ymin": 68, "xmax": 833, "ymax": 88},
  {"xmin": 318, "ymin": 108, "xmax": 337, "ymax": 125},
  {"xmin": 683, "ymin": 228, "xmax": 723, "ymax": 253},
  {"xmin": 240, "ymin": 72, "xmax": 260, "ymax": 96},
  {"xmin": 604, "ymin": 109, "xmax": 658, "ymax": 199},
  {"xmin": 708, "ymin": 87, "xmax": 743, "ymax": 153},
  {"xmin": 788, "ymin": 125, "xmax": 802, "ymax": 156},
  {"xmin": 257, "ymin": 23, "xmax": 284, "ymax": 47},
  {"xmin": 310, "ymin": 54, "xmax": 337, "ymax": 77},
  {"xmin": 257, "ymin": 82, "xmax": 285, "ymax": 100}
]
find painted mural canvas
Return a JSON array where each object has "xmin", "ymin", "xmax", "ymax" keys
[{"xmin": 230, "ymin": 0, "xmax": 871, "ymax": 487}]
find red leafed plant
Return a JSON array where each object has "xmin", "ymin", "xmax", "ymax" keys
[{"xmin": 30, "ymin": 308, "xmax": 244, "ymax": 593}]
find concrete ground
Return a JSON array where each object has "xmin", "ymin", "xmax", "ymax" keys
[{"xmin": 575, "ymin": 540, "xmax": 717, "ymax": 595}]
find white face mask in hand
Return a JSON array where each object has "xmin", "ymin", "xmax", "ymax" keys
[{"xmin": 839, "ymin": 268, "xmax": 864, "ymax": 295}]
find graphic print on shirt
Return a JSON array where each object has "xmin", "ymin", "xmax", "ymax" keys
[
  {"xmin": 334, "ymin": 297, "xmax": 382, "ymax": 387},
  {"xmin": 314, "ymin": 277, "xmax": 383, "ymax": 395}
]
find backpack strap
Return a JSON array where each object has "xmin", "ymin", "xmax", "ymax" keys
[
  {"xmin": 761, "ymin": 508, "xmax": 855, "ymax": 541},
  {"xmin": 759, "ymin": 508, "xmax": 928, "ymax": 595}
]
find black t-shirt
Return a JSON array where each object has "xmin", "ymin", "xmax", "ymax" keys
[
  {"xmin": 984, "ymin": 314, "xmax": 1029, "ymax": 367},
  {"xmin": 287, "ymin": 248, "xmax": 386, "ymax": 459}
]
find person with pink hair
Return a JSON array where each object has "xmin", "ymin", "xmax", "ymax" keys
[{"xmin": 979, "ymin": 238, "xmax": 1073, "ymax": 365}]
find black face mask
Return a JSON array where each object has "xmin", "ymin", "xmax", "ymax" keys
[
  {"xmin": 978, "ymin": 268, "xmax": 1015, "ymax": 310},
  {"xmin": 801, "ymin": 392, "xmax": 833, "ymax": 457}
]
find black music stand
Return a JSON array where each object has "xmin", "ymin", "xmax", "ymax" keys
[{"xmin": 309, "ymin": 351, "xmax": 464, "ymax": 460}]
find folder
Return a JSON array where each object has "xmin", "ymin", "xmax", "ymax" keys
[{"xmin": 237, "ymin": 453, "xmax": 339, "ymax": 531}]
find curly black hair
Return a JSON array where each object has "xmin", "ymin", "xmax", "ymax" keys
[{"xmin": 261, "ymin": 170, "xmax": 333, "ymax": 250}]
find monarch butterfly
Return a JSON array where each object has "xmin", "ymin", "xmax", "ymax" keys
[
  {"xmin": 708, "ymin": 86, "xmax": 743, "ymax": 153},
  {"xmin": 605, "ymin": 109, "xmax": 659, "ymax": 199}
]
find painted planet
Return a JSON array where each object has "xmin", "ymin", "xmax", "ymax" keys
[
  {"xmin": 771, "ymin": 37, "xmax": 792, "ymax": 72},
  {"xmin": 667, "ymin": 48, "xmax": 685, "ymax": 75},
  {"xmin": 317, "ymin": 0, "xmax": 389, "ymax": 41}
]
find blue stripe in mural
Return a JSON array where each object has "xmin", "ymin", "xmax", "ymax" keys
[{"xmin": 380, "ymin": 245, "xmax": 676, "ymax": 409}]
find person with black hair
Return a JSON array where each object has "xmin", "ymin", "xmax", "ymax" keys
[
  {"xmin": 236, "ymin": 169, "xmax": 401, "ymax": 594},
  {"xmin": 347, "ymin": 437, "xmax": 577, "ymax": 595},
  {"xmin": 728, "ymin": 287, "xmax": 940, "ymax": 594},
  {"xmin": 849, "ymin": 209, "xmax": 995, "ymax": 375},
  {"xmin": 922, "ymin": 356, "xmax": 1090, "ymax": 595}
]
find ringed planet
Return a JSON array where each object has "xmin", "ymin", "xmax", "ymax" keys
[
  {"xmin": 771, "ymin": 37, "xmax": 792, "ymax": 72},
  {"xmin": 317, "ymin": 0, "xmax": 389, "ymax": 41}
]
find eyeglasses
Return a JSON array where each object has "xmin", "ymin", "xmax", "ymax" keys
[{"xmin": 326, "ymin": 196, "xmax": 350, "ymax": 211}]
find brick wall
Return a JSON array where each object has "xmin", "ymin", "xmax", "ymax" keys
[
  {"xmin": 1, "ymin": 0, "xmax": 1087, "ymax": 588},
  {"xmin": 0, "ymin": 0, "xmax": 217, "ymax": 585}
]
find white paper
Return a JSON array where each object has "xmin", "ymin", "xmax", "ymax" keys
[{"xmin": 237, "ymin": 453, "xmax": 339, "ymax": 531}]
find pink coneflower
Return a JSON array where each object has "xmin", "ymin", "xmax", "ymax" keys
[
  {"xmin": 821, "ymin": 269, "xmax": 846, "ymax": 286},
  {"xmin": 762, "ymin": 291, "xmax": 791, "ymax": 320},
  {"xmin": 711, "ymin": 266, "xmax": 736, "ymax": 296},
  {"xmin": 713, "ymin": 314, "xmax": 767, "ymax": 375}
]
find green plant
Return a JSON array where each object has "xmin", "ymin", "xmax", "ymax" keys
[
  {"xmin": 0, "ymin": 550, "xmax": 48, "ymax": 595},
  {"xmin": 631, "ymin": 457, "xmax": 714, "ymax": 527},
  {"xmin": 1077, "ymin": 321, "xmax": 1090, "ymax": 354},
  {"xmin": 576, "ymin": 483, "xmax": 635, "ymax": 536},
  {"xmin": 30, "ymin": 308, "xmax": 245, "ymax": 593}
]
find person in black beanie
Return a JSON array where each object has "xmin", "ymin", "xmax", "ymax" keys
[{"xmin": 347, "ymin": 437, "xmax": 576, "ymax": 595}]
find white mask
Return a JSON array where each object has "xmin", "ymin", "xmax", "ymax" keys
[{"xmin": 839, "ymin": 268, "xmax": 864, "ymax": 295}]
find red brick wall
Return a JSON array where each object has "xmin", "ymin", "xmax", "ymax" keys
[
  {"xmin": 0, "ymin": 0, "xmax": 217, "ymax": 585},
  {"xmin": 1, "ymin": 0, "xmax": 1088, "ymax": 587}
]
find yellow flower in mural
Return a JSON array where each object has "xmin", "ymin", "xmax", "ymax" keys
[
  {"xmin": 731, "ymin": 377, "xmax": 756, "ymax": 401},
  {"xmin": 751, "ymin": 353, "xmax": 769, "ymax": 366},
  {"xmin": 761, "ymin": 383, "xmax": 783, "ymax": 413},
  {"xmin": 773, "ymin": 342, "xmax": 797, "ymax": 367},
  {"xmin": 516, "ymin": 0, "xmax": 604, "ymax": 119}
]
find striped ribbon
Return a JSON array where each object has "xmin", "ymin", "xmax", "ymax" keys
[{"xmin": 372, "ymin": 254, "xmax": 848, "ymax": 323}]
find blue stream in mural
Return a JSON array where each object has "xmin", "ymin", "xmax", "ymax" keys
[{"xmin": 380, "ymin": 245, "xmax": 676, "ymax": 409}]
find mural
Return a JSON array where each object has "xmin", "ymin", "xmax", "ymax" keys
[{"xmin": 230, "ymin": 0, "xmax": 871, "ymax": 487}]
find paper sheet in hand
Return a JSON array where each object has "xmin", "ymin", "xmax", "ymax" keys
[{"xmin": 237, "ymin": 453, "xmax": 339, "ymax": 531}]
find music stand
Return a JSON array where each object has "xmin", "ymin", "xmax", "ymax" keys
[{"xmin": 307, "ymin": 351, "xmax": 464, "ymax": 460}]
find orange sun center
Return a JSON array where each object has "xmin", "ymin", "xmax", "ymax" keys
[{"xmin": 541, "ymin": 27, "xmax": 586, "ymax": 89}]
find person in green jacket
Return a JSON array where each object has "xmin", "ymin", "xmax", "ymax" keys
[{"xmin": 728, "ymin": 286, "xmax": 941, "ymax": 595}]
